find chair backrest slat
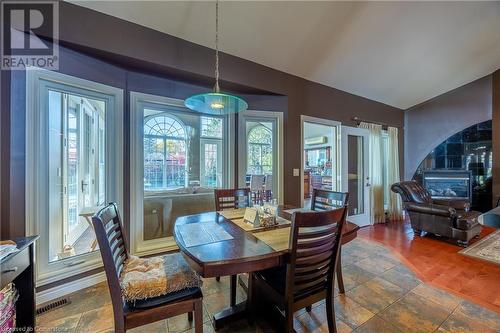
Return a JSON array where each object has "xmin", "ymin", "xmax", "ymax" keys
[
  {"xmin": 311, "ymin": 189, "xmax": 349, "ymax": 211},
  {"xmin": 286, "ymin": 206, "xmax": 347, "ymax": 302},
  {"xmin": 92, "ymin": 203, "xmax": 129, "ymax": 321},
  {"xmin": 214, "ymin": 188, "xmax": 251, "ymax": 211}
]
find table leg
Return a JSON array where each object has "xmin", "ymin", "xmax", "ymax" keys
[
  {"xmin": 337, "ymin": 248, "xmax": 345, "ymax": 294},
  {"xmin": 230, "ymin": 274, "xmax": 237, "ymax": 306},
  {"xmin": 246, "ymin": 273, "xmax": 255, "ymax": 324}
]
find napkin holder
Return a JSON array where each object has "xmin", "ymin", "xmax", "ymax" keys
[{"xmin": 243, "ymin": 207, "xmax": 260, "ymax": 227}]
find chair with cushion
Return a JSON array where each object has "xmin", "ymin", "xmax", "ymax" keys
[
  {"xmin": 92, "ymin": 203, "xmax": 203, "ymax": 333},
  {"xmin": 252, "ymin": 206, "xmax": 348, "ymax": 333},
  {"xmin": 391, "ymin": 181, "xmax": 482, "ymax": 246}
]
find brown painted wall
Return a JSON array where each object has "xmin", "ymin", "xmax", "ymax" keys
[
  {"xmin": 55, "ymin": 2, "xmax": 404, "ymax": 205},
  {"xmin": 404, "ymin": 76, "xmax": 493, "ymax": 180},
  {"xmin": 493, "ymin": 70, "xmax": 500, "ymax": 205},
  {"xmin": 1, "ymin": 2, "xmax": 404, "ymax": 241}
]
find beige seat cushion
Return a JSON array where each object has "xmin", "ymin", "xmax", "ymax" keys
[{"xmin": 120, "ymin": 252, "xmax": 202, "ymax": 301}]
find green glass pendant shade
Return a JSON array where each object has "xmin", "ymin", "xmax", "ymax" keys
[
  {"xmin": 184, "ymin": 92, "xmax": 248, "ymax": 115},
  {"xmin": 184, "ymin": 0, "xmax": 248, "ymax": 115}
]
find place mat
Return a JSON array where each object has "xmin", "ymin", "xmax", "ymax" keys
[
  {"xmin": 230, "ymin": 216, "xmax": 291, "ymax": 233},
  {"xmin": 253, "ymin": 227, "xmax": 291, "ymax": 252},
  {"xmin": 218, "ymin": 208, "xmax": 246, "ymax": 220},
  {"xmin": 177, "ymin": 222, "xmax": 233, "ymax": 248}
]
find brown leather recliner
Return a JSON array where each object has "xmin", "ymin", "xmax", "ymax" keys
[{"xmin": 391, "ymin": 181, "xmax": 482, "ymax": 246}]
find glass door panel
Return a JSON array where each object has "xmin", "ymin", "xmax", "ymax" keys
[
  {"xmin": 347, "ymin": 135, "xmax": 364, "ymax": 215},
  {"xmin": 48, "ymin": 90, "xmax": 106, "ymax": 263}
]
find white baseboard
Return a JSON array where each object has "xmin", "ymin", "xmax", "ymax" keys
[{"xmin": 36, "ymin": 272, "xmax": 107, "ymax": 306}]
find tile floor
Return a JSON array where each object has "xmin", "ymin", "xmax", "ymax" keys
[{"xmin": 36, "ymin": 238, "xmax": 500, "ymax": 332}]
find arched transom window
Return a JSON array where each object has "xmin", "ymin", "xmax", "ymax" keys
[
  {"xmin": 144, "ymin": 115, "xmax": 186, "ymax": 138},
  {"xmin": 144, "ymin": 115, "xmax": 187, "ymax": 189},
  {"xmin": 247, "ymin": 125, "xmax": 273, "ymax": 175}
]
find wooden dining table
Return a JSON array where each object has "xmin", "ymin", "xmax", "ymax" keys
[{"xmin": 173, "ymin": 206, "xmax": 359, "ymax": 329}]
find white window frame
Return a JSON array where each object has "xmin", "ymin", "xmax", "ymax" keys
[
  {"xmin": 26, "ymin": 68, "xmax": 124, "ymax": 286},
  {"xmin": 130, "ymin": 92, "xmax": 235, "ymax": 256},
  {"xmin": 238, "ymin": 110, "xmax": 284, "ymax": 204}
]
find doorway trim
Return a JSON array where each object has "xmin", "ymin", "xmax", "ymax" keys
[
  {"xmin": 300, "ymin": 115, "xmax": 341, "ymax": 208},
  {"xmin": 238, "ymin": 110, "xmax": 284, "ymax": 204}
]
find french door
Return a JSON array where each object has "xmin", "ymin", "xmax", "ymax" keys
[
  {"xmin": 26, "ymin": 69, "xmax": 123, "ymax": 285},
  {"xmin": 341, "ymin": 126, "xmax": 371, "ymax": 226}
]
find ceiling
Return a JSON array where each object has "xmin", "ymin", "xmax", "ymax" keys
[{"xmin": 70, "ymin": 1, "xmax": 500, "ymax": 109}]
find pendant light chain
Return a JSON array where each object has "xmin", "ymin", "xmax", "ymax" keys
[{"xmin": 214, "ymin": 0, "xmax": 220, "ymax": 93}]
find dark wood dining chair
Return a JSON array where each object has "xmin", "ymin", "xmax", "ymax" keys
[
  {"xmin": 311, "ymin": 189, "xmax": 349, "ymax": 211},
  {"xmin": 214, "ymin": 188, "xmax": 251, "ymax": 211},
  {"xmin": 92, "ymin": 203, "xmax": 203, "ymax": 333},
  {"xmin": 213, "ymin": 188, "xmax": 251, "ymax": 296},
  {"xmin": 311, "ymin": 189, "xmax": 349, "ymax": 298},
  {"xmin": 252, "ymin": 206, "xmax": 348, "ymax": 333}
]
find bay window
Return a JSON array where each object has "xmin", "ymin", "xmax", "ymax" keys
[{"xmin": 130, "ymin": 92, "xmax": 234, "ymax": 255}]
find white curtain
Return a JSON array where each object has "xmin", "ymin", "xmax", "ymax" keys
[
  {"xmin": 358, "ymin": 122, "xmax": 385, "ymax": 224},
  {"xmin": 387, "ymin": 127, "xmax": 403, "ymax": 220}
]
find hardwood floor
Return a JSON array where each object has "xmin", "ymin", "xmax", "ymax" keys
[{"xmin": 358, "ymin": 219, "xmax": 500, "ymax": 313}]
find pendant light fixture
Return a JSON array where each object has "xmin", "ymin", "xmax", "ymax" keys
[{"xmin": 184, "ymin": 0, "xmax": 248, "ymax": 115}]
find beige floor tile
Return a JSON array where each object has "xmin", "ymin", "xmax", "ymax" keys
[
  {"xmin": 353, "ymin": 256, "xmax": 397, "ymax": 276},
  {"xmin": 167, "ymin": 310, "xmax": 210, "ymax": 333},
  {"xmin": 454, "ymin": 300, "xmax": 500, "ymax": 331},
  {"xmin": 201, "ymin": 276, "xmax": 230, "ymax": 296},
  {"xmin": 354, "ymin": 315, "xmax": 402, "ymax": 333},
  {"xmin": 294, "ymin": 310, "xmax": 352, "ymax": 333},
  {"xmin": 340, "ymin": 264, "xmax": 377, "ymax": 292},
  {"xmin": 37, "ymin": 282, "xmax": 111, "ymax": 324},
  {"xmin": 381, "ymin": 264, "xmax": 421, "ymax": 292},
  {"xmin": 439, "ymin": 311, "xmax": 498, "ymax": 333},
  {"xmin": 334, "ymin": 294, "xmax": 375, "ymax": 329},
  {"xmin": 75, "ymin": 305, "xmax": 114, "ymax": 333},
  {"xmin": 37, "ymin": 313, "xmax": 82, "ymax": 332},
  {"xmin": 347, "ymin": 277, "xmax": 405, "ymax": 314},
  {"xmin": 128, "ymin": 320, "xmax": 168, "ymax": 333},
  {"xmin": 411, "ymin": 283, "xmax": 461, "ymax": 312},
  {"xmin": 378, "ymin": 292, "xmax": 451, "ymax": 333}
]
